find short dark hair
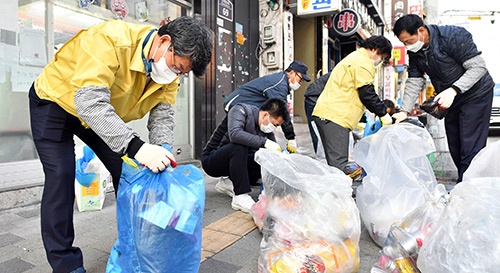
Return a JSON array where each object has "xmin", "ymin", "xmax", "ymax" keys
[
  {"xmin": 359, "ymin": 36, "xmax": 392, "ymax": 60},
  {"xmin": 393, "ymin": 14, "xmax": 424, "ymax": 37},
  {"xmin": 383, "ymin": 99, "xmax": 396, "ymax": 114},
  {"xmin": 158, "ymin": 16, "xmax": 213, "ymax": 77},
  {"xmin": 260, "ymin": 98, "xmax": 290, "ymax": 123},
  {"xmin": 383, "ymin": 99, "xmax": 395, "ymax": 109}
]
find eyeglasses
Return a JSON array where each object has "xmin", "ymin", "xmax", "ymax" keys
[
  {"xmin": 170, "ymin": 46, "xmax": 190, "ymax": 77},
  {"xmin": 296, "ymin": 72, "xmax": 304, "ymax": 84}
]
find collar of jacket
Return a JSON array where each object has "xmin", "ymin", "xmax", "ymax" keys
[
  {"xmin": 284, "ymin": 71, "xmax": 292, "ymax": 93},
  {"xmin": 130, "ymin": 28, "xmax": 157, "ymax": 73}
]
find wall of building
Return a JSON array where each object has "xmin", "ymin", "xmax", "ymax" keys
[
  {"xmin": 293, "ymin": 16, "xmax": 316, "ymax": 123},
  {"xmin": 195, "ymin": 0, "xmax": 260, "ymax": 158}
]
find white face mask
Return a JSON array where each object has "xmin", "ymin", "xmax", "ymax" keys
[
  {"xmin": 150, "ymin": 44, "xmax": 178, "ymax": 84},
  {"xmin": 260, "ymin": 115, "xmax": 277, "ymax": 133},
  {"xmin": 405, "ymin": 32, "xmax": 424, "ymax": 53},
  {"xmin": 289, "ymin": 81, "xmax": 301, "ymax": 91},
  {"xmin": 373, "ymin": 58, "xmax": 382, "ymax": 67}
]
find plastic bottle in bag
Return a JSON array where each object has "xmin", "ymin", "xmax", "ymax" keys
[
  {"xmin": 386, "ymin": 225, "xmax": 421, "ymax": 273},
  {"xmin": 374, "ymin": 245, "xmax": 400, "ymax": 273},
  {"xmin": 387, "ymin": 225, "xmax": 422, "ymax": 262}
]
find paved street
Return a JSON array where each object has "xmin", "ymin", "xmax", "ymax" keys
[{"xmin": 0, "ymin": 122, "xmax": 461, "ymax": 273}]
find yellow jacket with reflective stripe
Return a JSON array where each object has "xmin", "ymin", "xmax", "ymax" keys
[
  {"xmin": 35, "ymin": 20, "xmax": 179, "ymax": 127},
  {"xmin": 312, "ymin": 48, "xmax": 375, "ymax": 130}
]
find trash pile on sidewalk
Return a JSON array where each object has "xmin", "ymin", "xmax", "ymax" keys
[
  {"xmin": 353, "ymin": 125, "xmax": 500, "ymax": 273},
  {"xmin": 254, "ymin": 149, "xmax": 360, "ymax": 273},
  {"xmin": 353, "ymin": 123, "xmax": 439, "ymax": 248},
  {"xmin": 371, "ymin": 188, "xmax": 446, "ymax": 272},
  {"xmin": 251, "ymin": 124, "xmax": 500, "ymax": 273}
]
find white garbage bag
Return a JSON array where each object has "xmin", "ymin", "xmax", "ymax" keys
[
  {"xmin": 353, "ymin": 123, "xmax": 438, "ymax": 246},
  {"xmin": 255, "ymin": 149, "xmax": 361, "ymax": 273},
  {"xmin": 463, "ymin": 140, "xmax": 500, "ymax": 180},
  {"xmin": 417, "ymin": 178, "xmax": 500, "ymax": 273}
]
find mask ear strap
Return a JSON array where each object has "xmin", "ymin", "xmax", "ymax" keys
[
  {"xmin": 151, "ymin": 44, "xmax": 160, "ymax": 59},
  {"xmin": 159, "ymin": 43, "xmax": 168, "ymax": 58},
  {"xmin": 156, "ymin": 35, "xmax": 172, "ymax": 60}
]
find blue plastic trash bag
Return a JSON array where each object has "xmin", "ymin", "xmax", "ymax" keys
[
  {"xmin": 106, "ymin": 156, "xmax": 205, "ymax": 273},
  {"xmin": 75, "ymin": 145, "xmax": 97, "ymax": 187},
  {"xmin": 363, "ymin": 114, "xmax": 382, "ymax": 137}
]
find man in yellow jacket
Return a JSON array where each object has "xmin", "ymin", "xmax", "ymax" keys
[
  {"xmin": 29, "ymin": 16, "xmax": 212, "ymax": 273},
  {"xmin": 312, "ymin": 36, "xmax": 392, "ymax": 177}
]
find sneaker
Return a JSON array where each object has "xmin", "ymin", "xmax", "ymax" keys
[
  {"xmin": 69, "ymin": 267, "xmax": 86, "ymax": 273},
  {"xmin": 215, "ymin": 177, "xmax": 235, "ymax": 197},
  {"xmin": 343, "ymin": 162, "xmax": 364, "ymax": 182},
  {"xmin": 231, "ymin": 194, "xmax": 255, "ymax": 213}
]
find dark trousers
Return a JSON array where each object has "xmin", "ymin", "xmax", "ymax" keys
[
  {"xmin": 304, "ymin": 98, "xmax": 319, "ymax": 153},
  {"xmin": 312, "ymin": 116, "xmax": 350, "ymax": 171},
  {"xmin": 445, "ymin": 92, "xmax": 493, "ymax": 182},
  {"xmin": 201, "ymin": 143, "xmax": 261, "ymax": 195},
  {"xmin": 29, "ymin": 85, "xmax": 123, "ymax": 273}
]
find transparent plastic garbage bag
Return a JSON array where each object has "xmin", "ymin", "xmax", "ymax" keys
[
  {"xmin": 463, "ymin": 140, "xmax": 500, "ymax": 180},
  {"xmin": 371, "ymin": 184, "xmax": 448, "ymax": 272},
  {"xmin": 353, "ymin": 123, "xmax": 438, "ymax": 247},
  {"xmin": 106, "ymin": 155, "xmax": 205, "ymax": 273},
  {"xmin": 254, "ymin": 149, "xmax": 361, "ymax": 273},
  {"xmin": 417, "ymin": 178, "xmax": 500, "ymax": 273}
]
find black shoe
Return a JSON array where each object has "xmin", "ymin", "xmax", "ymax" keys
[{"xmin": 69, "ymin": 267, "xmax": 86, "ymax": 273}]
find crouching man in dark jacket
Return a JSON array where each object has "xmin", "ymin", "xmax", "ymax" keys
[{"xmin": 201, "ymin": 98, "xmax": 289, "ymax": 213}]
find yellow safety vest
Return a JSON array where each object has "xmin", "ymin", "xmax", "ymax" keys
[
  {"xmin": 35, "ymin": 20, "xmax": 179, "ymax": 127},
  {"xmin": 313, "ymin": 48, "xmax": 375, "ymax": 130}
]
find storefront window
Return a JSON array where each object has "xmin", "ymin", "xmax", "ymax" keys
[{"xmin": 0, "ymin": 0, "xmax": 191, "ymax": 164}]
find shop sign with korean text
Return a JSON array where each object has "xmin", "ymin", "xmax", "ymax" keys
[
  {"xmin": 332, "ymin": 8, "xmax": 360, "ymax": 36},
  {"xmin": 297, "ymin": 0, "xmax": 341, "ymax": 17}
]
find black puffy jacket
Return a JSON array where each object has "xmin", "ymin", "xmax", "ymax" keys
[
  {"xmin": 201, "ymin": 104, "xmax": 275, "ymax": 156},
  {"xmin": 408, "ymin": 24, "xmax": 494, "ymax": 109}
]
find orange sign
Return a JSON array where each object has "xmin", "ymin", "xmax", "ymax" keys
[{"xmin": 302, "ymin": 0, "xmax": 309, "ymax": 10}]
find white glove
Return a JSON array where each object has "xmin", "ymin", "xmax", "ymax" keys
[
  {"xmin": 134, "ymin": 143, "xmax": 176, "ymax": 173},
  {"xmin": 392, "ymin": 112, "xmax": 408, "ymax": 123},
  {"xmin": 286, "ymin": 139, "xmax": 297, "ymax": 153},
  {"xmin": 434, "ymin": 87, "xmax": 457, "ymax": 109},
  {"xmin": 264, "ymin": 139, "xmax": 281, "ymax": 152},
  {"xmin": 380, "ymin": 113, "xmax": 393, "ymax": 126}
]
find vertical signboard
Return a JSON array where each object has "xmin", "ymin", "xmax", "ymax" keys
[
  {"xmin": 384, "ymin": 66, "xmax": 395, "ymax": 100},
  {"xmin": 322, "ymin": 22, "xmax": 329, "ymax": 74},
  {"xmin": 407, "ymin": 0, "xmax": 422, "ymax": 16},
  {"xmin": 391, "ymin": 0, "xmax": 407, "ymax": 28},
  {"xmin": 283, "ymin": 11, "xmax": 294, "ymax": 120},
  {"xmin": 283, "ymin": 11, "xmax": 294, "ymax": 68}
]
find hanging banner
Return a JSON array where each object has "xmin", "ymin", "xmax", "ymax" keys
[{"xmin": 332, "ymin": 8, "xmax": 360, "ymax": 36}]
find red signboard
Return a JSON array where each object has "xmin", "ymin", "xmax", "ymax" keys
[{"xmin": 392, "ymin": 46, "xmax": 406, "ymax": 66}]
